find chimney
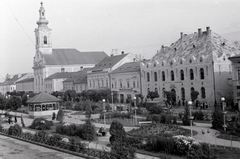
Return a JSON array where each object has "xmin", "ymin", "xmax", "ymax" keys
[
  {"xmin": 206, "ymin": 26, "xmax": 210, "ymax": 35},
  {"xmin": 180, "ymin": 32, "xmax": 183, "ymax": 39},
  {"xmin": 198, "ymin": 28, "xmax": 202, "ymax": 37}
]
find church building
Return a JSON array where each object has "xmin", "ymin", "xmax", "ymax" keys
[{"xmin": 33, "ymin": 2, "xmax": 108, "ymax": 93}]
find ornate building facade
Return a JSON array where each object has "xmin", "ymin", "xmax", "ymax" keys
[{"xmin": 141, "ymin": 27, "xmax": 240, "ymax": 107}]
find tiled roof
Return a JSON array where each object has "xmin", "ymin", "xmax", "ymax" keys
[
  {"xmin": 63, "ymin": 68, "xmax": 91, "ymax": 84},
  {"xmin": 110, "ymin": 62, "xmax": 140, "ymax": 74},
  {"xmin": 2, "ymin": 73, "xmax": 27, "ymax": 85},
  {"xmin": 43, "ymin": 49, "xmax": 108, "ymax": 65},
  {"xmin": 15, "ymin": 77, "xmax": 34, "ymax": 83},
  {"xmin": 45, "ymin": 72, "xmax": 76, "ymax": 80},
  {"xmin": 152, "ymin": 28, "xmax": 240, "ymax": 62},
  {"xmin": 91, "ymin": 53, "xmax": 128, "ymax": 71},
  {"xmin": 27, "ymin": 92, "xmax": 61, "ymax": 103}
]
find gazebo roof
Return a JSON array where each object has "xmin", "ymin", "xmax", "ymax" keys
[{"xmin": 27, "ymin": 92, "xmax": 61, "ymax": 104}]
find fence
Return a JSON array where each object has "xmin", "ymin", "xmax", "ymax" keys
[{"xmin": 0, "ymin": 128, "xmax": 133, "ymax": 159}]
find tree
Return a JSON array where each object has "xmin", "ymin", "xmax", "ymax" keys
[
  {"xmin": 56, "ymin": 109, "xmax": 64, "ymax": 123},
  {"xmin": 5, "ymin": 96, "xmax": 22, "ymax": 112},
  {"xmin": 0, "ymin": 94, "xmax": 7, "ymax": 113},
  {"xmin": 109, "ymin": 120, "xmax": 135, "ymax": 158},
  {"xmin": 191, "ymin": 90, "xmax": 199, "ymax": 103},
  {"xmin": 63, "ymin": 90, "xmax": 77, "ymax": 101},
  {"xmin": 212, "ymin": 109, "xmax": 224, "ymax": 130},
  {"xmin": 21, "ymin": 91, "xmax": 35, "ymax": 106},
  {"xmin": 164, "ymin": 91, "xmax": 176, "ymax": 107},
  {"xmin": 81, "ymin": 120, "xmax": 96, "ymax": 140},
  {"xmin": 182, "ymin": 104, "xmax": 190, "ymax": 126},
  {"xmin": 147, "ymin": 91, "xmax": 159, "ymax": 101},
  {"xmin": 85, "ymin": 104, "xmax": 92, "ymax": 119}
]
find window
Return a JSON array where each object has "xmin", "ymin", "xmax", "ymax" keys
[
  {"xmin": 238, "ymin": 70, "xmax": 240, "ymax": 80},
  {"xmin": 200, "ymin": 57, "xmax": 203, "ymax": 62},
  {"xmin": 102, "ymin": 80, "xmax": 104, "ymax": 87},
  {"xmin": 106, "ymin": 79, "xmax": 108, "ymax": 87},
  {"xmin": 201, "ymin": 87, "xmax": 206, "ymax": 98},
  {"xmin": 154, "ymin": 72, "xmax": 157, "ymax": 82},
  {"xmin": 89, "ymin": 80, "xmax": 91, "ymax": 87},
  {"xmin": 120, "ymin": 81, "xmax": 122, "ymax": 88},
  {"xmin": 162, "ymin": 88, "xmax": 165, "ymax": 98},
  {"xmin": 147, "ymin": 72, "xmax": 150, "ymax": 82},
  {"xmin": 115, "ymin": 81, "xmax": 117, "ymax": 88},
  {"xmin": 180, "ymin": 59, "xmax": 183, "ymax": 65},
  {"xmin": 154, "ymin": 63, "xmax": 156, "ymax": 67},
  {"xmin": 133, "ymin": 81, "xmax": 136, "ymax": 88},
  {"xmin": 170, "ymin": 61, "xmax": 173, "ymax": 66},
  {"xmin": 162, "ymin": 71, "xmax": 165, "ymax": 81},
  {"xmin": 191, "ymin": 87, "xmax": 195, "ymax": 92},
  {"xmin": 61, "ymin": 68, "xmax": 65, "ymax": 72},
  {"xmin": 162, "ymin": 62, "xmax": 164, "ymax": 66},
  {"xmin": 171, "ymin": 70, "xmax": 174, "ymax": 81},
  {"xmin": 137, "ymin": 81, "xmax": 139, "ymax": 88},
  {"xmin": 189, "ymin": 58, "xmax": 192, "ymax": 63},
  {"xmin": 190, "ymin": 69, "xmax": 194, "ymax": 80},
  {"xmin": 180, "ymin": 70, "xmax": 184, "ymax": 80},
  {"xmin": 127, "ymin": 81, "xmax": 130, "ymax": 88},
  {"xmin": 200, "ymin": 68, "xmax": 204, "ymax": 80},
  {"xmin": 44, "ymin": 36, "xmax": 47, "ymax": 44},
  {"xmin": 181, "ymin": 87, "xmax": 185, "ymax": 100}
]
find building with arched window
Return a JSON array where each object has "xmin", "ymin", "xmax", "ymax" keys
[
  {"xmin": 33, "ymin": 2, "xmax": 108, "ymax": 93},
  {"xmin": 141, "ymin": 27, "xmax": 240, "ymax": 107}
]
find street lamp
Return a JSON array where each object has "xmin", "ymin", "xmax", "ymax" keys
[
  {"xmin": 221, "ymin": 97, "xmax": 227, "ymax": 148},
  {"xmin": 102, "ymin": 99, "xmax": 106, "ymax": 129},
  {"xmin": 188, "ymin": 101, "xmax": 194, "ymax": 137},
  {"xmin": 133, "ymin": 96, "xmax": 137, "ymax": 125},
  {"xmin": 111, "ymin": 91, "xmax": 114, "ymax": 112}
]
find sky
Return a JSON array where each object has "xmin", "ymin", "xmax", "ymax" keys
[{"xmin": 0, "ymin": 0, "xmax": 240, "ymax": 82}]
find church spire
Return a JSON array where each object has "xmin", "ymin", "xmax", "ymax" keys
[{"xmin": 37, "ymin": 2, "xmax": 49, "ymax": 27}]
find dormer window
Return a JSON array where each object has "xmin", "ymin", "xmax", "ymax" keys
[
  {"xmin": 200, "ymin": 57, "xmax": 203, "ymax": 62},
  {"xmin": 180, "ymin": 59, "xmax": 183, "ymax": 65},
  {"xmin": 162, "ymin": 62, "xmax": 164, "ymax": 66},
  {"xmin": 170, "ymin": 61, "xmax": 173, "ymax": 66},
  {"xmin": 44, "ymin": 36, "xmax": 47, "ymax": 44},
  {"xmin": 154, "ymin": 63, "xmax": 156, "ymax": 67},
  {"xmin": 174, "ymin": 48, "xmax": 177, "ymax": 51},
  {"xmin": 189, "ymin": 58, "xmax": 192, "ymax": 63},
  {"xmin": 223, "ymin": 56, "xmax": 226, "ymax": 61},
  {"xmin": 193, "ymin": 44, "xmax": 195, "ymax": 48}
]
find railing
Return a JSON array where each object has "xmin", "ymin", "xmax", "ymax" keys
[{"xmin": 0, "ymin": 129, "xmax": 133, "ymax": 159}]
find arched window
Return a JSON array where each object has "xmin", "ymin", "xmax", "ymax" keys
[
  {"xmin": 162, "ymin": 71, "xmax": 165, "ymax": 81},
  {"xmin": 180, "ymin": 70, "xmax": 184, "ymax": 80},
  {"xmin": 147, "ymin": 72, "xmax": 150, "ymax": 82},
  {"xmin": 191, "ymin": 87, "xmax": 195, "ymax": 92},
  {"xmin": 162, "ymin": 62, "xmax": 164, "ymax": 66},
  {"xmin": 154, "ymin": 72, "xmax": 158, "ymax": 82},
  {"xmin": 181, "ymin": 87, "xmax": 185, "ymax": 100},
  {"xmin": 190, "ymin": 69, "xmax": 194, "ymax": 80},
  {"xmin": 154, "ymin": 63, "xmax": 156, "ymax": 67},
  {"xmin": 171, "ymin": 70, "xmax": 174, "ymax": 81},
  {"xmin": 200, "ymin": 68, "xmax": 204, "ymax": 80},
  {"xmin": 201, "ymin": 87, "xmax": 206, "ymax": 98},
  {"xmin": 44, "ymin": 36, "xmax": 47, "ymax": 44},
  {"xmin": 200, "ymin": 57, "xmax": 203, "ymax": 62}
]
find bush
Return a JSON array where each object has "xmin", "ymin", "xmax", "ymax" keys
[
  {"xmin": 192, "ymin": 111, "xmax": 204, "ymax": 120},
  {"xmin": 8, "ymin": 124, "xmax": 22, "ymax": 136},
  {"xmin": 212, "ymin": 109, "xmax": 223, "ymax": 130},
  {"xmin": 29, "ymin": 118, "xmax": 53, "ymax": 130},
  {"xmin": 81, "ymin": 120, "xmax": 96, "ymax": 140},
  {"xmin": 182, "ymin": 105, "xmax": 190, "ymax": 126},
  {"xmin": 111, "ymin": 139, "xmax": 136, "ymax": 159},
  {"xmin": 56, "ymin": 109, "xmax": 64, "ymax": 123},
  {"xmin": 126, "ymin": 136, "xmax": 143, "ymax": 149},
  {"xmin": 146, "ymin": 105, "xmax": 163, "ymax": 114},
  {"xmin": 34, "ymin": 130, "xmax": 49, "ymax": 143},
  {"xmin": 48, "ymin": 134, "xmax": 62, "ymax": 146},
  {"xmin": 109, "ymin": 120, "xmax": 126, "ymax": 144},
  {"xmin": 146, "ymin": 114, "xmax": 161, "ymax": 123},
  {"xmin": 69, "ymin": 136, "xmax": 86, "ymax": 152},
  {"xmin": 55, "ymin": 123, "xmax": 78, "ymax": 136}
]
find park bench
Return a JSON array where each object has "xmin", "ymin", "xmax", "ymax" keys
[{"xmin": 139, "ymin": 121, "xmax": 152, "ymax": 126}]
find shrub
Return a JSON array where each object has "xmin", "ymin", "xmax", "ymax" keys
[
  {"xmin": 111, "ymin": 139, "xmax": 136, "ymax": 159},
  {"xmin": 126, "ymin": 136, "xmax": 143, "ymax": 149},
  {"xmin": 109, "ymin": 120, "xmax": 126, "ymax": 144},
  {"xmin": 146, "ymin": 114, "xmax": 161, "ymax": 123},
  {"xmin": 55, "ymin": 123, "xmax": 78, "ymax": 136},
  {"xmin": 69, "ymin": 136, "xmax": 86, "ymax": 152},
  {"xmin": 56, "ymin": 109, "xmax": 64, "ymax": 123},
  {"xmin": 34, "ymin": 130, "xmax": 48, "ymax": 143},
  {"xmin": 146, "ymin": 105, "xmax": 163, "ymax": 114},
  {"xmin": 8, "ymin": 124, "xmax": 22, "ymax": 136},
  {"xmin": 212, "ymin": 109, "xmax": 223, "ymax": 130},
  {"xmin": 182, "ymin": 105, "xmax": 190, "ymax": 126},
  {"xmin": 48, "ymin": 134, "xmax": 62, "ymax": 146},
  {"xmin": 192, "ymin": 111, "xmax": 204, "ymax": 120},
  {"xmin": 81, "ymin": 120, "xmax": 96, "ymax": 140},
  {"xmin": 29, "ymin": 118, "xmax": 53, "ymax": 130}
]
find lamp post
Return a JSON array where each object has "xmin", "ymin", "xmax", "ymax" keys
[
  {"xmin": 188, "ymin": 101, "xmax": 194, "ymax": 137},
  {"xmin": 134, "ymin": 96, "xmax": 137, "ymax": 125},
  {"xmin": 102, "ymin": 99, "xmax": 106, "ymax": 129},
  {"xmin": 111, "ymin": 91, "xmax": 114, "ymax": 112},
  {"xmin": 221, "ymin": 97, "xmax": 227, "ymax": 148}
]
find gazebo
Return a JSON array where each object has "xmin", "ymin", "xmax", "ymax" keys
[{"xmin": 27, "ymin": 92, "xmax": 61, "ymax": 118}]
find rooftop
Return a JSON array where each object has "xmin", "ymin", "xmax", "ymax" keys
[
  {"xmin": 45, "ymin": 72, "xmax": 76, "ymax": 80},
  {"xmin": 111, "ymin": 62, "xmax": 140, "ymax": 74}
]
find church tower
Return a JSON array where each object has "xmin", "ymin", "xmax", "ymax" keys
[{"xmin": 34, "ymin": 2, "xmax": 52, "ymax": 54}]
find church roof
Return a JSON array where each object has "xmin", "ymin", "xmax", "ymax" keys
[
  {"xmin": 27, "ymin": 92, "xmax": 61, "ymax": 104},
  {"xmin": 152, "ymin": 27, "xmax": 240, "ymax": 62},
  {"xmin": 43, "ymin": 49, "xmax": 108, "ymax": 65},
  {"xmin": 45, "ymin": 72, "xmax": 76, "ymax": 80},
  {"xmin": 111, "ymin": 62, "xmax": 140, "ymax": 74},
  {"xmin": 91, "ymin": 53, "xmax": 128, "ymax": 72}
]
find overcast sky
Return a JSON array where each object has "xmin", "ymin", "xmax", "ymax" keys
[{"xmin": 0, "ymin": 0, "xmax": 240, "ymax": 82}]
